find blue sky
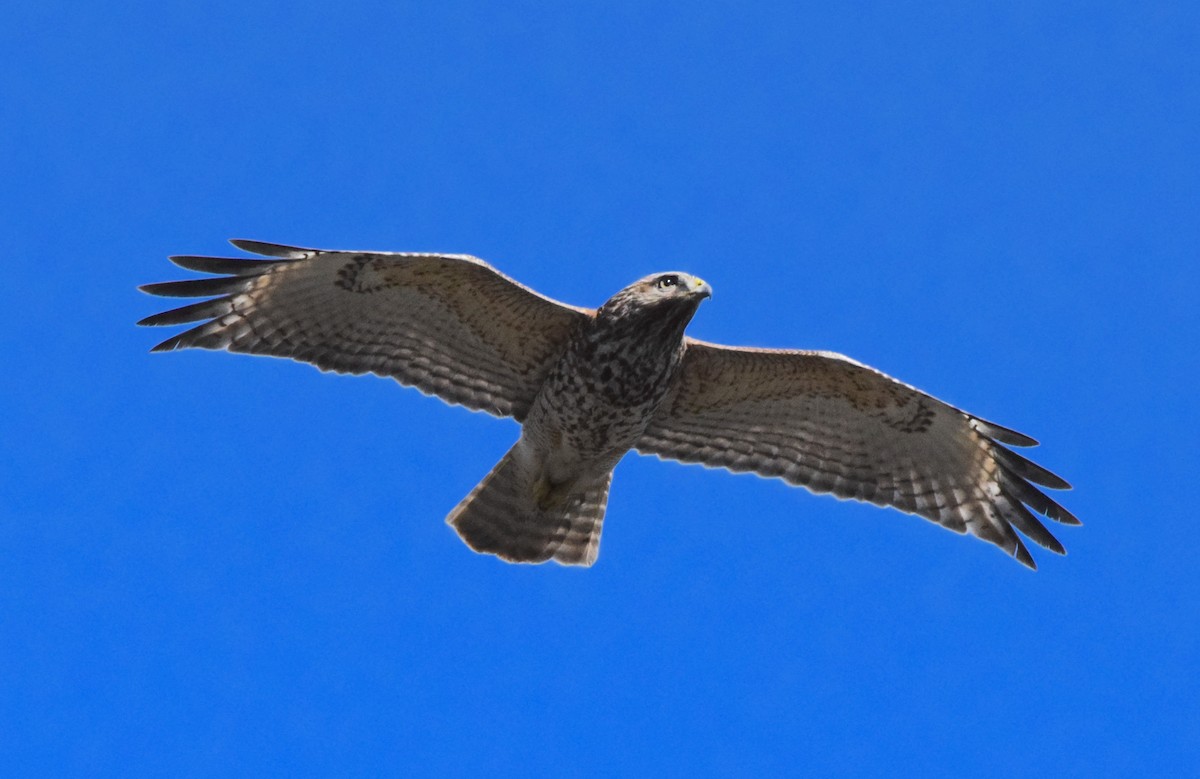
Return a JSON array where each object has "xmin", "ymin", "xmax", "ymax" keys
[{"xmin": 2, "ymin": 2, "xmax": 1197, "ymax": 775}]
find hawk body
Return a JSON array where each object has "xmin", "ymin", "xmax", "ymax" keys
[
  {"xmin": 451, "ymin": 272, "xmax": 711, "ymax": 564},
  {"xmin": 533, "ymin": 274, "xmax": 705, "ymax": 464},
  {"xmin": 141, "ymin": 240, "xmax": 1079, "ymax": 569}
]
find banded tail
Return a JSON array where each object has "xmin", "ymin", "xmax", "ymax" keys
[{"xmin": 446, "ymin": 444, "xmax": 613, "ymax": 566}]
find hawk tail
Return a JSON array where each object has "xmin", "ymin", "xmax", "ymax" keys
[{"xmin": 446, "ymin": 444, "xmax": 612, "ymax": 567}]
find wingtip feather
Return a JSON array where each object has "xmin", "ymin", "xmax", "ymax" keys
[
  {"xmin": 1014, "ymin": 541, "xmax": 1037, "ymax": 570},
  {"xmin": 168, "ymin": 254, "xmax": 279, "ymax": 275},
  {"xmin": 228, "ymin": 238, "xmax": 311, "ymax": 258},
  {"xmin": 1003, "ymin": 494, "xmax": 1067, "ymax": 555},
  {"xmin": 139, "ymin": 277, "xmax": 250, "ymax": 298},
  {"xmin": 149, "ymin": 334, "xmax": 184, "ymax": 352},
  {"xmin": 136, "ymin": 297, "xmax": 233, "ymax": 327},
  {"xmin": 995, "ymin": 445, "xmax": 1072, "ymax": 491},
  {"xmin": 972, "ymin": 417, "xmax": 1039, "ymax": 447}
]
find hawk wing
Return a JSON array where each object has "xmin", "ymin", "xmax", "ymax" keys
[
  {"xmin": 139, "ymin": 240, "xmax": 590, "ymax": 420},
  {"xmin": 636, "ymin": 340, "xmax": 1079, "ymax": 568}
]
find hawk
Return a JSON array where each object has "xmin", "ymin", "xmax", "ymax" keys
[{"xmin": 139, "ymin": 240, "xmax": 1078, "ymax": 568}]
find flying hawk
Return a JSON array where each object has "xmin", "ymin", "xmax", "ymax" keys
[{"xmin": 139, "ymin": 240, "xmax": 1078, "ymax": 568}]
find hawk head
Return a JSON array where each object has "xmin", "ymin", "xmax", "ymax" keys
[{"xmin": 598, "ymin": 272, "xmax": 712, "ymax": 324}]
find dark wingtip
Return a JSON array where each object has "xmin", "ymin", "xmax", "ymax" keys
[
  {"xmin": 136, "ymin": 297, "xmax": 233, "ymax": 327},
  {"xmin": 139, "ymin": 277, "xmax": 250, "ymax": 298},
  {"xmin": 147, "ymin": 321, "xmax": 222, "ymax": 352},
  {"xmin": 1004, "ymin": 478, "xmax": 1082, "ymax": 526},
  {"xmin": 973, "ymin": 417, "xmax": 1039, "ymax": 447},
  {"xmin": 1034, "ymin": 467, "xmax": 1072, "ymax": 492},
  {"xmin": 994, "ymin": 445, "xmax": 1072, "ymax": 491},
  {"xmin": 1014, "ymin": 542, "xmax": 1037, "ymax": 570},
  {"xmin": 169, "ymin": 254, "xmax": 279, "ymax": 275},
  {"xmin": 228, "ymin": 239, "xmax": 311, "ymax": 258},
  {"xmin": 1043, "ymin": 533, "xmax": 1067, "ymax": 555},
  {"xmin": 1001, "ymin": 491, "xmax": 1067, "ymax": 556},
  {"xmin": 149, "ymin": 334, "xmax": 185, "ymax": 352}
]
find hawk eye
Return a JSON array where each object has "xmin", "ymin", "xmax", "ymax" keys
[{"xmin": 656, "ymin": 275, "xmax": 679, "ymax": 290}]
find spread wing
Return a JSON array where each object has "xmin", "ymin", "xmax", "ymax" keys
[
  {"xmin": 637, "ymin": 340, "xmax": 1079, "ymax": 568},
  {"xmin": 139, "ymin": 240, "xmax": 591, "ymax": 420}
]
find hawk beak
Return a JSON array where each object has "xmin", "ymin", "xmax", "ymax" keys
[{"xmin": 691, "ymin": 277, "xmax": 712, "ymax": 299}]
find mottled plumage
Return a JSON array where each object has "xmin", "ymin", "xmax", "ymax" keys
[{"xmin": 140, "ymin": 240, "xmax": 1079, "ymax": 569}]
